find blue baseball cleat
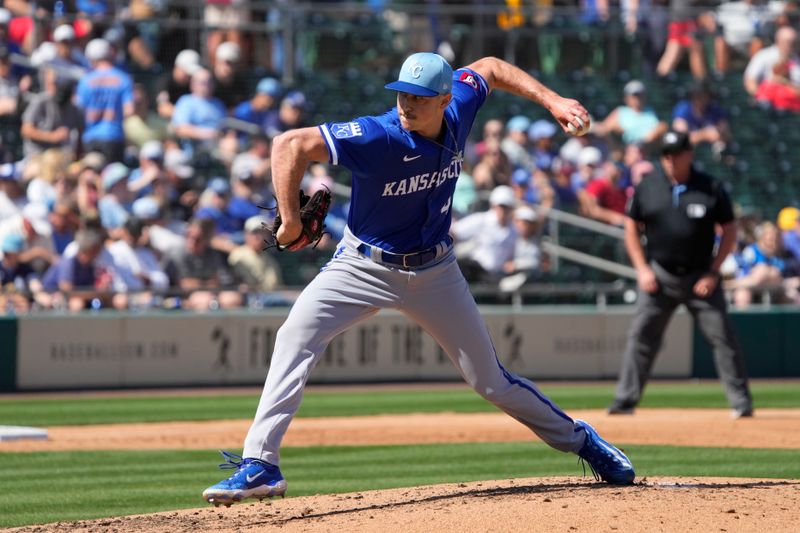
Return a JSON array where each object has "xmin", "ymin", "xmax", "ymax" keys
[
  {"xmin": 202, "ymin": 451, "xmax": 287, "ymax": 506},
  {"xmin": 575, "ymin": 420, "xmax": 635, "ymax": 485}
]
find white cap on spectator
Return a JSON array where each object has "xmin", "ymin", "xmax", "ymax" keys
[
  {"xmin": 244, "ymin": 215, "xmax": 268, "ymax": 233},
  {"xmin": 132, "ymin": 197, "xmax": 161, "ymax": 221},
  {"xmin": 624, "ymin": 80, "xmax": 646, "ymax": 96},
  {"xmin": 22, "ymin": 202, "xmax": 52, "ymax": 236},
  {"xmin": 85, "ymin": 38, "xmax": 112, "ymax": 62},
  {"xmin": 216, "ymin": 41, "xmax": 241, "ymax": 63},
  {"xmin": 489, "ymin": 185, "xmax": 516, "ymax": 207},
  {"xmin": 53, "ymin": 24, "xmax": 75, "ymax": 42},
  {"xmin": 577, "ymin": 146, "xmax": 603, "ymax": 167},
  {"xmin": 0, "ymin": 8, "xmax": 11, "ymax": 25},
  {"xmin": 164, "ymin": 149, "xmax": 194, "ymax": 179},
  {"xmin": 514, "ymin": 206, "xmax": 538, "ymax": 222},
  {"xmin": 139, "ymin": 140, "xmax": 164, "ymax": 161},
  {"xmin": 175, "ymin": 49, "xmax": 201, "ymax": 75},
  {"xmin": 31, "ymin": 42, "xmax": 57, "ymax": 67}
]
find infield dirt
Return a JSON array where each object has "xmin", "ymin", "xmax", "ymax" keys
[{"xmin": 3, "ymin": 408, "xmax": 800, "ymax": 531}]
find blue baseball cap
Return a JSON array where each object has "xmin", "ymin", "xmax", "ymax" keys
[
  {"xmin": 101, "ymin": 162, "xmax": 129, "ymax": 190},
  {"xmin": 256, "ymin": 77, "xmax": 282, "ymax": 97},
  {"xmin": 385, "ymin": 52, "xmax": 452, "ymax": 97},
  {"xmin": 207, "ymin": 177, "xmax": 230, "ymax": 196},
  {"xmin": 528, "ymin": 119, "xmax": 557, "ymax": 141},
  {"xmin": 2, "ymin": 233, "xmax": 24, "ymax": 254},
  {"xmin": 506, "ymin": 115, "xmax": 531, "ymax": 133}
]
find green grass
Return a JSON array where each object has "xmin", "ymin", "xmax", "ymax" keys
[
  {"xmin": 1, "ymin": 443, "xmax": 799, "ymax": 528},
  {"xmin": 1, "ymin": 382, "xmax": 799, "ymax": 426}
]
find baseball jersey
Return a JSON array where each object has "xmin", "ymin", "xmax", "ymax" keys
[
  {"xmin": 76, "ymin": 65, "xmax": 134, "ymax": 143},
  {"xmin": 319, "ymin": 68, "xmax": 489, "ymax": 254}
]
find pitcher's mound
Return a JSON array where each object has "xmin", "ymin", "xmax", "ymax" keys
[{"xmin": 11, "ymin": 476, "xmax": 800, "ymax": 532}]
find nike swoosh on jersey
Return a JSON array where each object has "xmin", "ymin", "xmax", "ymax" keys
[
  {"xmin": 246, "ymin": 471, "xmax": 265, "ymax": 483},
  {"xmin": 403, "ymin": 154, "xmax": 422, "ymax": 162}
]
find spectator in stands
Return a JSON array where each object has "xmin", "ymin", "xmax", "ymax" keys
[
  {"xmin": 655, "ymin": 0, "xmax": 708, "ymax": 79},
  {"xmin": 499, "ymin": 115, "xmax": 532, "ymax": 170},
  {"xmin": 124, "ymin": 83, "xmax": 168, "ymax": 147},
  {"xmin": 580, "ymin": 160, "xmax": 628, "ymax": 226},
  {"xmin": 754, "ymin": 48, "xmax": 800, "ymax": 112},
  {"xmin": 550, "ymin": 159, "xmax": 581, "ymax": 210},
  {"xmin": 621, "ymin": 142, "xmax": 655, "ymax": 189},
  {"xmin": 233, "ymin": 77, "xmax": 282, "ymax": 133},
  {"xmin": 232, "ymin": 133, "xmax": 271, "ymax": 187},
  {"xmin": 263, "ymin": 90, "xmax": 308, "ymax": 138},
  {"xmin": 572, "ymin": 145, "xmax": 604, "ymax": 190},
  {"xmin": 51, "ymin": 24, "xmax": 87, "ymax": 77},
  {"xmin": 128, "ymin": 141, "xmax": 169, "ymax": 198},
  {"xmin": 212, "ymin": 41, "xmax": 249, "ymax": 110},
  {"xmin": 0, "ymin": 45, "xmax": 18, "ymax": 122},
  {"xmin": 48, "ymin": 201, "xmax": 79, "ymax": 256},
  {"xmin": 205, "ymin": 0, "xmax": 249, "ymax": 67},
  {"xmin": 621, "ymin": 0, "xmax": 670, "ymax": 75},
  {"xmin": 729, "ymin": 221, "xmax": 792, "ymax": 306},
  {"xmin": 97, "ymin": 162, "xmax": 131, "ymax": 235},
  {"xmin": 171, "ymin": 68, "xmax": 226, "ymax": 154},
  {"xmin": 0, "ymin": 163, "xmax": 25, "ymax": 217},
  {"xmin": 472, "ymin": 139, "xmax": 512, "ymax": 191},
  {"xmin": 132, "ymin": 196, "xmax": 185, "ymax": 257},
  {"xmin": 470, "ymin": 118, "xmax": 504, "ymax": 165},
  {"xmin": 228, "ymin": 165, "xmax": 266, "ymax": 232},
  {"xmin": 195, "ymin": 177, "xmax": 240, "ymax": 238},
  {"xmin": 505, "ymin": 205, "xmax": 542, "ymax": 275},
  {"xmin": 74, "ymin": 152, "xmax": 105, "ymax": 215},
  {"xmin": 711, "ymin": 0, "xmax": 784, "ymax": 73},
  {"xmin": 0, "ymin": 233, "xmax": 39, "ymax": 313},
  {"xmin": 156, "ymin": 49, "xmax": 201, "ymax": 119},
  {"xmin": 162, "ymin": 217, "xmax": 242, "ymax": 311},
  {"xmin": 510, "ymin": 167, "xmax": 555, "ymax": 211},
  {"xmin": 21, "ymin": 68, "xmax": 82, "ymax": 159},
  {"xmin": 452, "ymin": 185, "xmax": 518, "ymax": 283},
  {"xmin": 229, "ymin": 215, "xmax": 282, "ymax": 293},
  {"xmin": 0, "ymin": 7, "xmax": 27, "ymax": 79},
  {"xmin": 528, "ymin": 119, "xmax": 559, "ymax": 173},
  {"xmin": 671, "ymin": 82, "xmax": 729, "ymax": 152},
  {"xmin": 0, "ymin": 202, "xmax": 55, "ymax": 270},
  {"xmin": 41, "ymin": 227, "xmax": 112, "ymax": 312},
  {"xmin": 744, "ymin": 26, "xmax": 800, "ymax": 96},
  {"xmin": 779, "ymin": 206, "xmax": 800, "ymax": 261},
  {"xmin": 76, "ymin": 38, "xmax": 134, "ymax": 163},
  {"xmin": 593, "ymin": 80, "xmax": 668, "ymax": 147},
  {"xmin": 0, "ymin": 44, "xmax": 20, "ymax": 164},
  {"xmin": 107, "ymin": 216, "xmax": 169, "ymax": 308}
]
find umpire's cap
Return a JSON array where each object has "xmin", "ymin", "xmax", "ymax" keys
[
  {"xmin": 660, "ymin": 130, "xmax": 692, "ymax": 156},
  {"xmin": 385, "ymin": 52, "xmax": 452, "ymax": 97}
]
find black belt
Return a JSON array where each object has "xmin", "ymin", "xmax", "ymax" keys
[
  {"xmin": 356, "ymin": 237, "xmax": 451, "ymax": 270},
  {"xmin": 656, "ymin": 261, "xmax": 703, "ymax": 276}
]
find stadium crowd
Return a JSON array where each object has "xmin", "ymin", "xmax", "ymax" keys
[{"xmin": 1, "ymin": 1, "xmax": 800, "ymax": 314}]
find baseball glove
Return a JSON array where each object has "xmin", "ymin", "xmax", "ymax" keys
[{"xmin": 263, "ymin": 188, "xmax": 332, "ymax": 252}]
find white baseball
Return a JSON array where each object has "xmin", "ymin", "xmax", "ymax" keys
[{"xmin": 568, "ymin": 116, "xmax": 588, "ymax": 136}]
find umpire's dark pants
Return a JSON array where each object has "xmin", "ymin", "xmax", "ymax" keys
[{"xmin": 613, "ymin": 261, "xmax": 752, "ymax": 412}]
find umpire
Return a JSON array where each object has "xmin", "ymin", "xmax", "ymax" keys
[{"xmin": 609, "ymin": 130, "xmax": 753, "ymax": 418}]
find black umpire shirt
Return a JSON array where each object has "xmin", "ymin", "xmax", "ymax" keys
[{"xmin": 626, "ymin": 163, "xmax": 734, "ymax": 274}]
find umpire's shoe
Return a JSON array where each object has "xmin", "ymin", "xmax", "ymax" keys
[
  {"xmin": 576, "ymin": 420, "xmax": 635, "ymax": 485},
  {"xmin": 203, "ymin": 451, "xmax": 287, "ymax": 506}
]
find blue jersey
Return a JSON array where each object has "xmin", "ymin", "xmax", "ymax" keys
[
  {"xmin": 320, "ymin": 68, "xmax": 488, "ymax": 254},
  {"xmin": 76, "ymin": 66, "xmax": 134, "ymax": 143}
]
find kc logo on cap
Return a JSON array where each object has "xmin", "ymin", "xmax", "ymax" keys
[{"xmin": 385, "ymin": 52, "xmax": 453, "ymax": 97}]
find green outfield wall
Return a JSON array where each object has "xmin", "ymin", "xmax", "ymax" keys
[
  {"xmin": 0, "ymin": 307, "xmax": 797, "ymax": 391},
  {"xmin": 693, "ymin": 307, "xmax": 800, "ymax": 378}
]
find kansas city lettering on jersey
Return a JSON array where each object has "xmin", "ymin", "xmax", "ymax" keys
[{"xmin": 382, "ymin": 153, "xmax": 463, "ymax": 197}]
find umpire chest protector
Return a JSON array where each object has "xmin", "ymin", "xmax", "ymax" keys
[{"xmin": 627, "ymin": 164, "xmax": 735, "ymax": 273}]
